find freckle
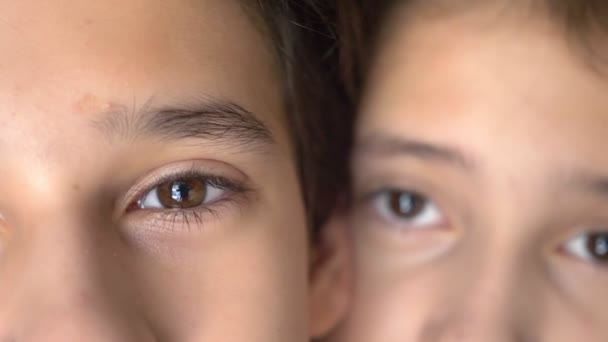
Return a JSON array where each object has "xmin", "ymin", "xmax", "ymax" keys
[
  {"xmin": 72, "ymin": 184, "xmax": 80, "ymax": 191},
  {"xmin": 73, "ymin": 93, "xmax": 110, "ymax": 115},
  {"xmin": 12, "ymin": 84, "xmax": 21, "ymax": 98}
]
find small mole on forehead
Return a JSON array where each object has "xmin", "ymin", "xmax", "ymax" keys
[{"xmin": 73, "ymin": 93, "xmax": 111, "ymax": 115}]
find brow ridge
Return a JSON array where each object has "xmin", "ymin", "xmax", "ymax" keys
[
  {"xmin": 355, "ymin": 133, "xmax": 474, "ymax": 169},
  {"xmin": 92, "ymin": 97, "xmax": 275, "ymax": 151}
]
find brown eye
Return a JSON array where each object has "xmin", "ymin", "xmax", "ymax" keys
[
  {"xmin": 388, "ymin": 191, "xmax": 426, "ymax": 218},
  {"xmin": 587, "ymin": 233, "xmax": 608, "ymax": 262},
  {"xmin": 564, "ymin": 231, "xmax": 608, "ymax": 264},
  {"xmin": 137, "ymin": 177, "xmax": 227, "ymax": 210},
  {"xmin": 157, "ymin": 179, "xmax": 207, "ymax": 209},
  {"xmin": 374, "ymin": 190, "xmax": 443, "ymax": 228}
]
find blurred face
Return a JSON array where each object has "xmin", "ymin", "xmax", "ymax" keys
[
  {"xmin": 326, "ymin": 4, "xmax": 608, "ymax": 342},
  {"xmin": 0, "ymin": 0, "xmax": 308, "ymax": 341}
]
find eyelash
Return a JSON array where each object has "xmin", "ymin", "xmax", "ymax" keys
[{"xmin": 125, "ymin": 168, "xmax": 250, "ymax": 232}]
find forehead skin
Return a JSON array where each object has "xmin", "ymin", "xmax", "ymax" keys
[
  {"xmin": 362, "ymin": 8, "xmax": 608, "ymax": 169},
  {"xmin": 0, "ymin": 0, "xmax": 285, "ymax": 155}
]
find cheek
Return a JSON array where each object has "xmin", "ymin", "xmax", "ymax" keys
[
  {"xmin": 128, "ymin": 220, "xmax": 309, "ymax": 341},
  {"xmin": 537, "ymin": 295, "xmax": 608, "ymax": 341},
  {"xmin": 343, "ymin": 244, "xmax": 447, "ymax": 341},
  {"xmin": 0, "ymin": 223, "xmax": 7, "ymax": 255},
  {"xmin": 547, "ymin": 265, "xmax": 608, "ymax": 336},
  {"xmin": 115, "ymin": 168, "xmax": 309, "ymax": 342}
]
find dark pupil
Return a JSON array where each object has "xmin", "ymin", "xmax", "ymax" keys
[
  {"xmin": 389, "ymin": 192, "xmax": 425, "ymax": 218},
  {"xmin": 588, "ymin": 233, "xmax": 608, "ymax": 262},
  {"xmin": 158, "ymin": 179, "xmax": 206, "ymax": 209},
  {"xmin": 172, "ymin": 182, "xmax": 190, "ymax": 202}
]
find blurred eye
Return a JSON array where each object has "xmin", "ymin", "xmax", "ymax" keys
[
  {"xmin": 372, "ymin": 190, "xmax": 444, "ymax": 228},
  {"xmin": 563, "ymin": 232, "xmax": 608, "ymax": 264},
  {"xmin": 136, "ymin": 177, "xmax": 230, "ymax": 210}
]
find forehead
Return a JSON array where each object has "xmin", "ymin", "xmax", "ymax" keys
[
  {"xmin": 360, "ymin": 8, "xmax": 608, "ymax": 166},
  {"xmin": 0, "ymin": 0, "xmax": 278, "ymax": 119}
]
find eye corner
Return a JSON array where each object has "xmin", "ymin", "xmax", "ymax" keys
[
  {"xmin": 125, "ymin": 200, "xmax": 141, "ymax": 213},
  {"xmin": 560, "ymin": 230, "xmax": 608, "ymax": 266}
]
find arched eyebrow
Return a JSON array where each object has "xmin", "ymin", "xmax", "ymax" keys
[
  {"xmin": 91, "ymin": 97, "xmax": 275, "ymax": 152},
  {"xmin": 354, "ymin": 133, "xmax": 475, "ymax": 170}
]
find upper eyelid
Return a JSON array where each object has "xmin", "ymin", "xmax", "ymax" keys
[
  {"xmin": 136, "ymin": 171, "xmax": 245, "ymax": 195},
  {"xmin": 354, "ymin": 179, "xmax": 437, "ymax": 203},
  {"xmin": 353, "ymin": 166, "xmax": 446, "ymax": 192}
]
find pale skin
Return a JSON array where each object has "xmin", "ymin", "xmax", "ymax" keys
[
  {"xmin": 0, "ymin": 0, "xmax": 309, "ymax": 341},
  {"xmin": 314, "ymin": 3, "xmax": 608, "ymax": 341}
]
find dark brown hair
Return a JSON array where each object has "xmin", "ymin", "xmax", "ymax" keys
[
  {"xmin": 337, "ymin": 0, "xmax": 608, "ymax": 103},
  {"xmin": 251, "ymin": 1, "xmax": 354, "ymax": 235}
]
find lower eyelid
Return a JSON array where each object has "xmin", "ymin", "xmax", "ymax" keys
[{"xmin": 121, "ymin": 194, "xmax": 246, "ymax": 237}]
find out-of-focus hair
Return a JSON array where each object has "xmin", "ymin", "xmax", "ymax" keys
[{"xmin": 250, "ymin": 0, "xmax": 354, "ymax": 237}]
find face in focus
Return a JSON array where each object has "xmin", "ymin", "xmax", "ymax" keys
[
  {"xmin": 327, "ymin": 4, "xmax": 608, "ymax": 342},
  {"xmin": 0, "ymin": 0, "xmax": 308, "ymax": 341}
]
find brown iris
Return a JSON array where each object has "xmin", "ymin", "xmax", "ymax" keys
[
  {"xmin": 157, "ymin": 178, "xmax": 207, "ymax": 209},
  {"xmin": 388, "ymin": 191, "xmax": 426, "ymax": 219},
  {"xmin": 586, "ymin": 233, "xmax": 608, "ymax": 262}
]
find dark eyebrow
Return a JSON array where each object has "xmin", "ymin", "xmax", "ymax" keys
[
  {"xmin": 92, "ymin": 97, "xmax": 274, "ymax": 151},
  {"xmin": 354, "ymin": 134, "xmax": 475, "ymax": 169},
  {"xmin": 571, "ymin": 172, "xmax": 608, "ymax": 197}
]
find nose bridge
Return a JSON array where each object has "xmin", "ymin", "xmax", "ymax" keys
[
  {"xmin": 0, "ymin": 202, "xmax": 145, "ymax": 340},
  {"xmin": 27, "ymin": 217, "xmax": 103, "ymax": 305},
  {"xmin": 453, "ymin": 255, "xmax": 519, "ymax": 337},
  {"xmin": 17, "ymin": 194, "xmax": 101, "ymax": 291}
]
